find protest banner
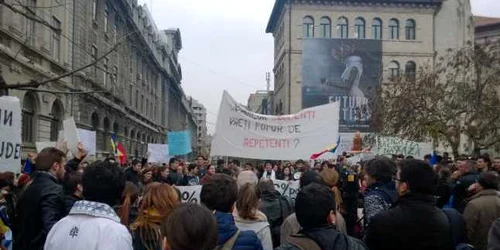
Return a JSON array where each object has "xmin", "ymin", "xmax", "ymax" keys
[
  {"xmin": 273, "ymin": 180, "xmax": 300, "ymax": 204},
  {"xmin": 167, "ymin": 130, "xmax": 192, "ymax": 156},
  {"xmin": 211, "ymin": 91, "xmax": 340, "ymax": 160},
  {"xmin": 77, "ymin": 129, "xmax": 96, "ymax": 155},
  {"xmin": 376, "ymin": 136, "xmax": 432, "ymax": 159},
  {"xmin": 177, "ymin": 185, "xmax": 201, "ymax": 203},
  {"xmin": 0, "ymin": 96, "xmax": 22, "ymax": 173},
  {"xmin": 63, "ymin": 117, "xmax": 80, "ymax": 156},
  {"xmin": 147, "ymin": 144, "xmax": 170, "ymax": 163}
]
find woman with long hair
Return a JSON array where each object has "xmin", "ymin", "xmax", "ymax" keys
[
  {"xmin": 281, "ymin": 166, "xmax": 294, "ymax": 181},
  {"xmin": 116, "ymin": 181, "xmax": 140, "ymax": 226},
  {"xmin": 200, "ymin": 165, "xmax": 216, "ymax": 184},
  {"xmin": 154, "ymin": 166, "xmax": 170, "ymax": 184},
  {"xmin": 130, "ymin": 183, "xmax": 180, "ymax": 250},
  {"xmin": 320, "ymin": 168, "xmax": 344, "ymax": 213},
  {"xmin": 234, "ymin": 171, "xmax": 273, "ymax": 250}
]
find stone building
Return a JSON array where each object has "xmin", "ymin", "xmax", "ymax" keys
[
  {"xmin": 189, "ymin": 96, "xmax": 208, "ymax": 156},
  {"xmin": 266, "ymin": 0, "xmax": 474, "ymax": 114},
  {"xmin": 0, "ymin": 0, "xmax": 197, "ymax": 158},
  {"xmin": 247, "ymin": 90, "xmax": 273, "ymax": 115}
]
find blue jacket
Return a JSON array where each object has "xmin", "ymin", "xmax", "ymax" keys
[{"xmin": 214, "ymin": 211, "xmax": 264, "ymax": 250}]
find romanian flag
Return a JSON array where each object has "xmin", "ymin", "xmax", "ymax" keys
[
  {"xmin": 111, "ymin": 133, "xmax": 127, "ymax": 165},
  {"xmin": 310, "ymin": 136, "xmax": 341, "ymax": 160}
]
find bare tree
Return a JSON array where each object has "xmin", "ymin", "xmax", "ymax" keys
[{"xmin": 376, "ymin": 41, "xmax": 500, "ymax": 157}]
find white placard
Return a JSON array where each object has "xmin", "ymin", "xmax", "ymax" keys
[
  {"xmin": 77, "ymin": 129, "xmax": 96, "ymax": 156},
  {"xmin": 35, "ymin": 142, "xmax": 56, "ymax": 153},
  {"xmin": 177, "ymin": 185, "xmax": 201, "ymax": 203},
  {"xmin": 63, "ymin": 117, "xmax": 80, "ymax": 156},
  {"xmin": 211, "ymin": 91, "xmax": 340, "ymax": 160},
  {"xmin": 147, "ymin": 144, "xmax": 170, "ymax": 163},
  {"xmin": 273, "ymin": 180, "xmax": 300, "ymax": 204},
  {"xmin": 376, "ymin": 136, "xmax": 432, "ymax": 159},
  {"xmin": 0, "ymin": 96, "xmax": 22, "ymax": 173}
]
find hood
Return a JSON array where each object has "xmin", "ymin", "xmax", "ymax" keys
[
  {"xmin": 214, "ymin": 211, "xmax": 239, "ymax": 245},
  {"xmin": 301, "ymin": 226, "xmax": 347, "ymax": 250}
]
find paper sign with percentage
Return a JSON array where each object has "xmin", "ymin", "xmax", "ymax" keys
[
  {"xmin": 177, "ymin": 185, "xmax": 201, "ymax": 204},
  {"xmin": 273, "ymin": 180, "xmax": 300, "ymax": 204}
]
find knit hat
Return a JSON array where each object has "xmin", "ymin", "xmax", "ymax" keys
[{"xmin": 478, "ymin": 171, "xmax": 500, "ymax": 190}]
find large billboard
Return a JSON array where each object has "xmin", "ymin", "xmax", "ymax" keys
[{"xmin": 302, "ymin": 39, "xmax": 382, "ymax": 133}]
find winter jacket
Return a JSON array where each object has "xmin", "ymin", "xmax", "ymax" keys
[
  {"xmin": 168, "ymin": 171, "xmax": 185, "ymax": 186},
  {"xmin": 463, "ymin": 189, "xmax": 500, "ymax": 250},
  {"xmin": 63, "ymin": 194, "xmax": 82, "ymax": 216},
  {"xmin": 14, "ymin": 171, "xmax": 65, "ymax": 250},
  {"xmin": 233, "ymin": 211, "xmax": 273, "ymax": 250},
  {"xmin": 488, "ymin": 218, "xmax": 500, "ymax": 250},
  {"xmin": 258, "ymin": 190, "xmax": 293, "ymax": 247},
  {"xmin": 453, "ymin": 171, "xmax": 480, "ymax": 212},
  {"xmin": 276, "ymin": 226, "xmax": 367, "ymax": 250},
  {"xmin": 436, "ymin": 179, "xmax": 453, "ymax": 208},
  {"xmin": 363, "ymin": 181, "xmax": 397, "ymax": 226},
  {"xmin": 125, "ymin": 168, "xmax": 141, "ymax": 186},
  {"xmin": 365, "ymin": 192, "xmax": 453, "ymax": 250},
  {"xmin": 214, "ymin": 211, "xmax": 263, "ymax": 250},
  {"xmin": 280, "ymin": 213, "xmax": 347, "ymax": 245}
]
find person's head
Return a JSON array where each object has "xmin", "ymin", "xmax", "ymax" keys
[
  {"xmin": 395, "ymin": 159, "xmax": 437, "ymax": 197},
  {"xmin": 237, "ymin": 171, "xmax": 258, "ymax": 189},
  {"xmin": 295, "ymin": 159, "xmax": 305, "ymax": 171},
  {"xmin": 300, "ymin": 170, "xmax": 325, "ymax": 188},
  {"xmin": 494, "ymin": 157, "xmax": 500, "ymax": 171},
  {"xmin": 142, "ymin": 168, "xmax": 154, "ymax": 184},
  {"xmin": 232, "ymin": 160, "xmax": 240, "ymax": 167},
  {"xmin": 36, "ymin": 147, "xmax": 67, "ymax": 180},
  {"xmin": 264, "ymin": 161, "xmax": 273, "ymax": 172},
  {"xmin": 283, "ymin": 166, "xmax": 291, "ymax": 176},
  {"xmin": 63, "ymin": 171, "xmax": 83, "ymax": 197},
  {"xmin": 82, "ymin": 160, "xmax": 126, "ymax": 207},
  {"xmin": 159, "ymin": 166, "xmax": 170, "ymax": 179},
  {"xmin": 160, "ymin": 203, "xmax": 218, "ymax": 250},
  {"xmin": 320, "ymin": 168, "xmax": 340, "ymax": 188},
  {"xmin": 169, "ymin": 158, "xmax": 180, "ymax": 169},
  {"xmin": 457, "ymin": 158, "xmax": 475, "ymax": 174},
  {"xmin": 477, "ymin": 155, "xmax": 491, "ymax": 170},
  {"xmin": 363, "ymin": 156, "xmax": 396, "ymax": 187},
  {"xmin": 477, "ymin": 171, "xmax": 500, "ymax": 191},
  {"xmin": 200, "ymin": 174, "xmax": 237, "ymax": 213},
  {"xmin": 438, "ymin": 167, "xmax": 452, "ymax": 181},
  {"xmin": 119, "ymin": 181, "xmax": 139, "ymax": 225},
  {"xmin": 176, "ymin": 165, "xmax": 184, "ymax": 175},
  {"xmin": 132, "ymin": 159, "xmax": 142, "ymax": 172},
  {"xmin": 207, "ymin": 165, "xmax": 216, "ymax": 175},
  {"xmin": 244, "ymin": 163, "xmax": 254, "ymax": 171},
  {"xmin": 396, "ymin": 154, "xmax": 405, "ymax": 161},
  {"xmin": 188, "ymin": 163, "xmax": 198, "ymax": 175},
  {"xmin": 236, "ymin": 182, "xmax": 261, "ymax": 220},
  {"xmin": 195, "ymin": 156, "xmax": 206, "ymax": 167},
  {"xmin": 296, "ymin": 183, "xmax": 336, "ymax": 230},
  {"xmin": 424, "ymin": 154, "xmax": 432, "ymax": 164},
  {"xmin": 217, "ymin": 159, "xmax": 225, "ymax": 168},
  {"xmin": 258, "ymin": 178, "xmax": 275, "ymax": 193}
]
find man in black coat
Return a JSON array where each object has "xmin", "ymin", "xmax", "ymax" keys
[
  {"xmin": 365, "ymin": 159, "xmax": 454, "ymax": 250},
  {"xmin": 14, "ymin": 147, "xmax": 67, "ymax": 250},
  {"xmin": 125, "ymin": 159, "xmax": 142, "ymax": 186},
  {"xmin": 452, "ymin": 159, "xmax": 480, "ymax": 212}
]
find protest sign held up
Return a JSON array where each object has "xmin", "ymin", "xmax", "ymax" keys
[{"xmin": 0, "ymin": 96, "xmax": 22, "ymax": 173}]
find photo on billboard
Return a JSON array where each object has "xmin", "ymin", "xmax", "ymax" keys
[{"xmin": 302, "ymin": 38, "xmax": 382, "ymax": 132}]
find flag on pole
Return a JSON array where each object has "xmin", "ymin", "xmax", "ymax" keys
[
  {"xmin": 110, "ymin": 133, "xmax": 118, "ymax": 154},
  {"xmin": 310, "ymin": 136, "xmax": 341, "ymax": 160},
  {"xmin": 116, "ymin": 143, "xmax": 127, "ymax": 165}
]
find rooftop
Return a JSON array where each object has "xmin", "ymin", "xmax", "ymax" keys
[{"xmin": 474, "ymin": 16, "xmax": 500, "ymax": 28}]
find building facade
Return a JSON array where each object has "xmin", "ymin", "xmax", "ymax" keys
[
  {"xmin": 474, "ymin": 16, "xmax": 500, "ymax": 43},
  {"xmin": 247, "ymin": 90, "xmax": 273, "ymax": 115},
  {"xmin": 189, "ymin": 96, "xmax": 208, "ymax": 156},
  {"xmin": 266, "ymin": 0, "xmax": 473, "ymax": 115},
  {"xmin": 0, "ymin": 0, "xmax": 197, "ymax": 158}
]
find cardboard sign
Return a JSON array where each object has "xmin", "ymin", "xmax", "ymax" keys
[
  {"xmin": 77, "ymin": 129, "xmax": 96, "ymax": 156},
  {"xmin": 177, "ymin": 185, "xmax": 201, "ymax": 203},
  {"xmin": 168, "ymin": 130, "xmax": 192, "ymax": 156},
  {"xmin": 376, "ymin": 136, "xmax": 432, "ymax": 159},
  {"xmin": 0, "ymin": 96, "xmax": 22, "ymax": 173},
  {"xmin": 147, "ymin": 144, "xmax": 170, "ymax": 163},
  {"xmin": 273, "ymin": 180, "xmax": 300, "ymax": 204},
  {"xmin": 63, "ymin": 117, "xmax": 80, "ymax": 156}
]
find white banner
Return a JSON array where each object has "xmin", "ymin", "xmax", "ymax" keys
[
  {"xmin": 147, "ymin": 144, "xmax": 170, "ymax": 163},
  {"xmin": 0, "ymin": 96, "xmax": 22, "ymax": 173},
  {"xmin": 376, "ymin": 136, "xmax": 432, "ymax": 159},
  {"xmin": 211, "ymin": 91, "xmax": 340, "ymax": 160},
  {"xmin": 63, "ymin": 117, "xmax": 80, "ymax": 156},
  {"xmin": 273, "ymin": 180, "xmax": 300, "ymax": 204},
  {"xmin": 177, "ymin": 185, "xmax": 201, "ymax": 203}
]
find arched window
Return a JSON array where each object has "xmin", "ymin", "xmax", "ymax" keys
[
  {"xmin": 302, "ymin": 16, "xmax": 314, "ymax": 38},
  {"xmin": 372, "ymin": 18, "xmax": 382, "ymax": 39},
  {"xmin": 389, "ymin": 61, "xmax": 400, "ymax": 79},
  {"xmin": 355, "ymin": 18, "xmax": 365, "ymax": 39},
  {"xmin": 337, "ymin": 17, "xmax": 348, "ymax": 38},
  {"xmin": 405, "ymin": 19, "xmax": 416, "ymax": 40},
  {"xmin": 50, "ymin": 100, "xmax": 63, "ymax": 141},
  {"xmin": 389, "ymin": 19, "xmax": 399, "ymax": 40},
  {"xmin": 103, "ymin": 117, "xmax": 110, "ymax": 151},
  {"xmin": 22, "ymin": 93, "xmax": 37, "ymax": 142},
  {"xmin": 319, "ymin": 17, "xmax": 331, "ymax": 38},
  {"xmin": 113, "ymin": 122, "xmax": 119, "ymax": 136},
  {"xmin": 405, "ymin": 61, "xmax": 416, "ymax": 81}
]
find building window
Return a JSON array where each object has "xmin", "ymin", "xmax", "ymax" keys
[
  {"xmin": 22, "ymin": 93, "xmax": 36, "ymax": 143},
  {"xmin": 405, "ymin": 19, "xmax": 416, "ymax": 40},
  {"xmin": 129, "ymin": 85, "xmax": 133, "ymax": 105},
  {"xmin": 103, "ymin": 57, "xmax": 108, "ymax": 86},
  {"xmin": 389, "ymin": 61, "xmax": 400, "ymax": 79},
  {"xmin": 112, "ymin": 66, "xmax": 118, "ymax": 86},
  {"xmin": 337, "ymin": 17, "xmax": 348, "ymax": 38},
  {"xmin": 91, "ymin": 45, "xmax": 98, "ymax": 76},
  {"xmin": 405, "ymin": 61, "xmax": 416, "ymax": 81},
  {"xmin": 135, "ymin": 90, "xmax": 139, "ymax": 109},
  {"xmin": 319, "ymin": 17, "xmax": 331, "ymax": 38},
  {"xmin": 50, "ymin": 101, "xmax": 63, "ymax": 141},
  {"xmin": 92, "ymin": 0, "xmax": 97, "ymax": 21},
  {"xmin": 354, "ymin": 18, "xmax": 365, "ymax": 39},
  {"xmin": 52, "ymin": 17, "xmax": 61, "ymax": 61},
  {"xmin": 302, "ymin": 16, "xmax": 314, "ymax": 38},
  {"xmin": 25, "ymin": 0, "xmax": 37, "ymax": 46},
  {"xmin": 389, "ymin": 19, "xmax": 399, "ymax": 40},
  {"xmin": 104, "ymin": 5, "xmax": 108, "ymax": 33},
  {"xmin": 372, "ymin": 18, "xmax": 382, "ymax": 40},
  {"xmin": 141, "ymin": 94, "xmax": 144, "ymax": 112}
]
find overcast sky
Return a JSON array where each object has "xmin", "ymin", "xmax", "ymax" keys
[{"xmin": 138, "ymin": 0, "xmax": 500, "ymax": 134}]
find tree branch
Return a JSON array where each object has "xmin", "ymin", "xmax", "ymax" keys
[{"xmin": 0, "ymin": 0, "xmax": 61, "ymax": 33}]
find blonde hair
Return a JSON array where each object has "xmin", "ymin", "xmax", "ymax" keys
[
  {"xmin": 321, "ymin": 168, "xmax": 344, "ymax": 212},
  {"xmin": 236, "ymin": 183, "xmax": 260, "ymax": 220}
]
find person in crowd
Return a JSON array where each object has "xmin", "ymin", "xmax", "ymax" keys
[
  {"xmin": 258, "ymin": 179, "xmax": 293, "ymax": 248},
  {"xmin": 200, "ymin": 165, "xmax": 216, "ymax": 185},
  {"xmin": 244, "ymin": 162, "xmax": 254, "ymax": 171},
  {"xmin": 154, "ymin": 166, "xmax": 170, "ymax": 184},
  {"xmin": 14, "ymin": 147, "xmax": 67, "ymax": 250},
  {"xmin": 362, "ymin": 156, "xmax": 397, "ymax": 226},
  {"xmin": 276, "ymin": 183, "xmax": 366, "ymax": 250},
  {"xmin": 321, "ymin": 168, "xmax": 344, "ymax": 214},
  {"xmin": 231, "ymin": 160, "xmax": 243, "ymax": 177},
  {"xmin": 273, "ymin": 164, "xmax": 283, "ymax": 180},
  {"xmin": 183, "ymin": 164, "xmax": 200, "ymax": 186},
  {"xmin": 130, "ymin": 183, "xmax": 180, "ymax": 250},
  {"xmin": 200, "ymin": 174, "xmax": 263, "ymax": 250},
  {"xmin": 116, "ymin": 181, "xmax": 140, "ymax": 226},
  {"xmin": 216, "ymin": 159, "xmax": 225, "ymax": 174},
  {"xmin": 488, "ymin": 218, "xmax": 500, "ymax": 250},
  {"xmin": 395, "ymin": 154, "xmax": 405, "ymax": 161},
  {"xmin": 0, "ymin": 175, "xmax": 15, "ymax": 250},
  {"xmin": 477, "ymin": 155, "xmax": 491, "ymax": 173},
  {"xmin": 195, "ymin": 156, "xmax": 207, "ymax": 178},
  {"xmin": 160, "ymin": 203, "xmax": 218, "ymax": 250},
  {"xmin": 463, "ymin": 171, "xmax": 500, "ymax": 250},
  {"xmin": 261, "ymin": 161, "xmax": 277, "ymax": 181},
  {"xmin": 452, "ymin": 158, "xmax": 480, "ymax": 213},
  {"xmin": 44, "ymin": 160, "xmax": 132, "ymax": 250},
  {"xmin": 435, "ymin": 167, "xmax": 453, "ymax": 208},
  {"xmin": 492, "ymin": 157, "xmax": 500, "ymax": 174},
  {"xmin": 63, "ymin": 143, "xmax": 88, "ymax": 175},
  {"xmin": 62, "ymin": 171, "xmax": 83, "ymax": 215},
  {"xmin": 234, "ymin": 172, "xmax": 273, "ymax": 250},
  {"xmin": 365, "ymin": 159, "xmax": 453, "ymax": 250},
  {"xmin": 141, "ymin": 167, "xmax": 154, "ymax": 187},
  {"xmin": 281, "ymin": 166, "xmax": 294, "ymax": 181},
  {"xmin": 126, "ymin": 159, "xmax": 142, "ymax": 186},
  {"xmin": 167, "ymin": 158, "xmax": 184, "ymax": 186}
]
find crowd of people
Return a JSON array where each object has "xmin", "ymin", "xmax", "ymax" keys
[{"xmin": 1, "ymin": 144, "xmax": 500, "ymax": 250}]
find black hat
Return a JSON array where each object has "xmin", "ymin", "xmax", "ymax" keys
[{"xmin": 478, "ymin": 172, "xmax": 500, "ymax": 190}]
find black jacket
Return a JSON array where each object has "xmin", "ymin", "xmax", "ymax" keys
[
  {"xmin": 365, "ymin": 193, "xmax": 453, "ymax": 250},
  {"xmin": 452, "ymin": 172, "xmax": 480, "ymax": 212},
  {"xmin": 276, "ymin": 226, "xmax": 366, "ymax": 250},
  {"xmin": 14, "ymin": 171, "xmax": 65, "ymax": 250},
  {"xmin": 259, "ymin": 190, "xmax": 293, "ymax": 247},
  {"xmin": 125, "ymin": 168, "xmax": 141, "ymax": 186},
  {"xmin": 63, "ymin": 194, "xmax": 82, "ymax": 216},
  {"xmin": 436, "ymin": 179, "xmax": 453, "ymax": 208}
]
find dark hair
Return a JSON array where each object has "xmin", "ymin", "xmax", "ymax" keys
[
  {"xmin": 295, "ymin": 159, "xmax": 305, "ymax": 165},
  {"xmin": 63, "ymin": 171, "xmax": 82, "ymax": 195},
  {"xmin": 399, "ymin": 159, "xmax": 437, "ymax": 195},
  {"xmin": 132, "ymin": 159, "xmax": 141, "ymax": 166},
  {"xmin": 245, "ymin": 162, "xmax": 253, "ymax": 167},
  {"xmin": 300, "ymin": 171, "xmax": 326, "ymax": 188},
  {"xmin": 478, "ymin": 171, "xmax": 499, "ymax": 190},
  {"xmin": 364, "ymin": 156, "xmax": 396, "ymax": 183},
  {"xmin": 438, "ymin": 167, "xmax": 452, "ymax": 181},
  {"xmin": 36, "ymin": 147, "xmax": 66, "ymax": 171},
  {"xmin": 196, "ymin": 155, "xmax": 206, "ymax": 161},
  {"xmin": 397, "ymin": 154, "xmax": 405, "ymax": 159},
  {"xmin": 188, "ymin": 163, "xmax": 197, "ymax": 172},
  {"xmin": 424, "ymin": 154, "xmax": 432, "ymax": 160},
  {"xmin": 119, "ymin": 181, "xmax": 139, "ymax": 225},
  {"xmin": 161, "ymin": 203, "xmax": 218, "ymax": 250},
  {"xmin": 405, "ymin": 156, "xmax": 414, "ymax": 160},
  {"xmin": 232, "ymin": 160, "xmax": 240, "ymax": 166},
  {"xmin": 296, "ymin": 183, "xmax": 336, "ymax": 230},
  {"xmin": 82, "ymin": 160, "xmax": 126, "ymax": 207},
  {"xmin": 217, "ymin": 159, "xmax": 225, "ymax": 166},
  {"xmin": 478, "ymin": 155, "xmax": 492, "ymax": 167},
  {"xmin": 200, "ymin": 174, "xmax": 237, "ymax": 213},
  {"xmin": 258, "ymin": 178, "xmax": 275, "ymax": 193},
  {"xmin": 169, "ymin": 158, "xmax": 179, "ymax": 166}
]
